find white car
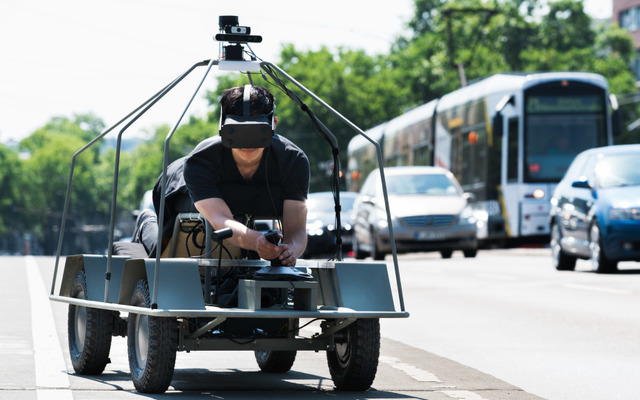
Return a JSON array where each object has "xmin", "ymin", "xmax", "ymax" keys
[{"xmin": 352, "ymin": 166, "xmax": 478, "ymax": 259}]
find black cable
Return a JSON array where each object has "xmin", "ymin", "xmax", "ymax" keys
[
  {"xmin": 257, "ymin": 66, "xmax": 343, "ymax": 259},
  {"xmin": 263, "ymin": 145, "xmax": 284, "ymax": 230}
]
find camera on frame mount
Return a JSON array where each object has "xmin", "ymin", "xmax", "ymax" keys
[{"xmin": 215, "ymin": 15, "xmax": 262, "ymax": 61}]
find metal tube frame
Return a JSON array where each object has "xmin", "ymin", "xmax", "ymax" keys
[{"xmin": 50, "ymin": 56, "xmax": 407, "ymax": 316}]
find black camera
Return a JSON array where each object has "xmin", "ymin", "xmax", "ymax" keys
[
  {"xmin": 225, "ymin": 26, "xmax": 250, "ymax": 34},
  {"xmin": 215, "ymin": 15, "xmax": 262, "ymax": 61}
]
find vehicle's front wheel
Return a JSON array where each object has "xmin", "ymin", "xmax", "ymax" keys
[
  {"xmin": 127, "ymin": 279, "xmax": 177, "ymax": 393},
  {"xmin": 463, "ymin": 248, "xmax": 477, "ymax": 258},
  {"xmin": 68, "ymin": 271, "xmax": 113, "ymax": 375},
  {"xmin": 353, "ymin": 236, "xmax": 366, "ymax": 260},
  {"xmin": 327, "ymin": 318, "xmax": 380, "ymax": 391},
  {"xmin": 551, "ymin": 222, "xmax": 576, "ymax": 271},
  {"xmin": 589, "ymin": 222, "xmax": 618, "ymax": 273},
  {"xmin": 255, "ymin": 350, "xmax": 297, "ymax": 372},
  {"xmin": 440, "ymin": 249, "xmax": 453, "ymax": 259},
  {"xmin": 370, "ymin": 230, "xmax": 385, "ymax": 260}
]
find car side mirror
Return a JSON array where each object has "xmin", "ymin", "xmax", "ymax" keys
[
  {"xmin": 463, "ymin": 192, "xmax": 476, "ymax": 203},
  {"xmin": 362, "ymin": 195, "xmax": 376, "ymax": 205},
  {"xmin": 571, "ymin": 180, "xmax": 591, "ymax": 190}
]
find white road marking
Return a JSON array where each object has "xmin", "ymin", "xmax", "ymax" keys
[
  {"xmin": 440, "ymin": 390, "xmax": 490, "ymax": 400},
  {"xmin": 26, "ymin": 256, "xmax": 73, "ymax": 400},
  {"xmin": 379, "ymin": 355, "xmax": 492, "ymax": 400},
  {"xmin": 563, "ymin": 283, "xmax": 631, "ymax": 295},
  {"xmin": 379, "ymin": 355, "xmax": 442, "ymax": 382}
]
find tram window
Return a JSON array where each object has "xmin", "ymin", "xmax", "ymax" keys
[{"xmin": 507, "ymin": 118, "xmax": 518, "ymax": 182}]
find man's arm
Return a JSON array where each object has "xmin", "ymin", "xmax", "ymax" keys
[
  {"xmin": 194, "ymin": 197, "xmax": 304, "ymax": 265},
  {"xmin": 278, "ymin": 199, "xmax": 308, "ymax": 266}
]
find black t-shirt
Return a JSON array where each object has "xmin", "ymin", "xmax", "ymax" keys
[{"xmin": 184, "ymin": 134, "xmax": 310, "ymax": 219}]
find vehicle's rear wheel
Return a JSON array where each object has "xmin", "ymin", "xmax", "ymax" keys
[
  {"xmin": 327, "ymin": 318, "xmax": 380, "ymax": 391},
  {"xmin": 127, "ymin": 279, "xmax": 177, "ymax": 393},
  {"xmin": 551, "ymin": 222, "xmax": 577, "ymax": 271},
  {"xmin": 255, "ymin": 350, "xmax": 297, "ymax": 372},
  {"xmin": 463, "ymin": 249, "xmax": 477, "ymax": 258},
  {"xmin": 68, "ymin": 271, "xmax": 113, "ymax": 375},
  {"xmin": 440, "ymin": 250, "xmax": 453, "ymax": 259},
  {"xmin": 589, "ymin": 222, "xmax": 618, "ymax": 273}
]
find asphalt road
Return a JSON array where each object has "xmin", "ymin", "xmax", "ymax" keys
[
  {"xmin": 381, "ymin": 248, "xmax": 640, "ymax": 400},
  {"xmin": 2, "ymin": 250, "xmax": 638, "ymax": 399}
]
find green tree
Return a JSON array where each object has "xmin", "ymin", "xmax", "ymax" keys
[
  {"xmin": 17, "ymin": 114, "xmax": 113, "ymax": 254},
  {"xmin": 0, "ymin": 144, "xmax": 22, "ymax": 239}
]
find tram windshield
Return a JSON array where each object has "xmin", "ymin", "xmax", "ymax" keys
[{"xmin": 524, "ymin": 92, "xmax": 607, "ymax": 183}]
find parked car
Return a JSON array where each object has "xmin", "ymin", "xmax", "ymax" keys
[
  {"xmin": 352, "ymin": 166, "xmax": 478, "ymax": 260},
  {"xmin": 304, "ymin": 191, "xmax": 358, "ymax": 258},
  {"xmin": 550, "ymin": 144, "xmax": 640, "ymax": 273}
]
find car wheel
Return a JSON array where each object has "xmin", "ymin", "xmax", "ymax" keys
[
  {"xmin": 353, "ymin": 236, "xmax": 366, "ymax": 260},
  {"xmin": 463, "ymin": 249, "xmax": 477, "ymax": 258},
  {"xmin": 255, "ymin": 350, "xmax": 297, "ymax": 372},
  {"xmin": 440, "ymin": 250, "xmax": 453, "ymax": 259},
  {"xmin": 327, "ymin": 318, "xmax": 380, "ymax": 391},
  {"xmin": 68, "ymin": 271, "xmax": 113, "ymax": 375},
  {"xmin": 589, "ymin": 222, "xmax": 618, "ymax": 273},
  {"xmin": 551, "ymin": 222, "xmax": 576, "ymax": 271},
  {"xmin": 370, "ymin": 230, "xmax": 385, "ymax": 261},
  {"xmin": 128, "ymin": 279, "xmax": 178, "ymax": 393}
]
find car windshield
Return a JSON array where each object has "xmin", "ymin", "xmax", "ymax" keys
[
  {"xmin": 596, "ymin": 154, "xmax": 640, "ymax": 188},
  {"xmin": 386, "ymin": 173, "xmax": 459, "ymax": 195},
  {"xmin": 307, "ymin": 194, "xmax": 356, "ymax": 213}
]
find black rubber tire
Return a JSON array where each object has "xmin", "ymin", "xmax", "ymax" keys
[
  {"xmin": 127, "ymin": 279, "xmax": 178, "ymax": 394},
  {"xmin": 353, "ymin": 237, "xmax": 366, "ymax": 260},
  {"xmin": 370, "ymin": 231, "xmax": 385, "ymax": 261},
  {"xmin": 463, "ymin": 249, "xmax": 478, "ymax": 258},
  {"xmin": 68, "ymin": 270, "xmax": 113, "ymax": 375},
  {"xmin": 254, "ymin": 350, "xmax": 297, "ymax": 373},
  {"xmin": 327, "ymin": 318, "xmax": 380, "ymax": 391},
  {"xmin": 440, "ymin": 249, "xmax": 453, "ymax": 259},
  {"xmin": 589, "ymin": 222, "xmax": 618, "ymax": 273},
  {"xmin": 551, "ymin": 222, "xmax": 576, "ymax": 271}
]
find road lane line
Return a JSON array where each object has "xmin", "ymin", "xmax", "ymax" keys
[
  {"xmin": 379, "ymin": 355, "xmax": 442, "ymax": 382},
  {"xmin": 563, "ymin": 283, "xmax": 631, "ymax": 295},
  {"xmin": 440, "ymin": 390, "xmax": 490, "ymax": 400},
  {"xmin": 25, "ymin": 256, "xmax": 73, "ymax": 400}
]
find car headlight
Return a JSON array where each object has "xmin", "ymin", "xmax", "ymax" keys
[
  {"xmin": 376, "ymin": 218, "xmax": 388, "ymax": 229},
  {"xmin": 306, "ymin": 220, "xmax": 325, "ymax": 236},
  {"xmin": 460, "ymin": 207, "xmax": 477, "ymax": 224},
  {"xmin": 609, "ymin": 207, "xmax": 640, "ymax": 220}
]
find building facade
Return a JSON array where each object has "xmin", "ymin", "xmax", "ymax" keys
[{"xmin": 614, "ymin": 0, "xmax": 640, "ymax": 78}]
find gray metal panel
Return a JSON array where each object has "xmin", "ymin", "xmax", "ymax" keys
[
  {"xmin": 334, "ymin": 262, "xmax": 395, "ymax": 311},
  {"xmin": 59, "ymin": 255, "xmax": 84, "ymax": 297},
  {"xmin": 60, "ymin": 255, "xmax": 128, "ymax": 302},
  {"xmin": 118, "ymin": 259, "xmax": 147, "ymax": 305},
  {"xmin": 144, "ymin": 259, "xmax": 205, "ymax": 310},
  {"xmin": 314, "ymin": 268, "xmax": 340, "ymax": 308}
]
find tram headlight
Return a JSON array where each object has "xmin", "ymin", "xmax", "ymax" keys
[{"xmin": 533, "ymin": 189, "xmax": 545, "ymax": 199}]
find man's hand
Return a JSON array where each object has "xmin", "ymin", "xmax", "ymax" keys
[{"xmin": 257, "ymin": 230, "xmax": 298, "ymax": 266}]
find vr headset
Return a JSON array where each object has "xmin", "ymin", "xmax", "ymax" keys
[{"xmin": 219, "ymin": 85, "xmax": 275, "ymax": 148}]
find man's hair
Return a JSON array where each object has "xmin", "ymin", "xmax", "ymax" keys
[{"xmin": 220, "ymin": 86, "xmax": 274, "ymax": 117}]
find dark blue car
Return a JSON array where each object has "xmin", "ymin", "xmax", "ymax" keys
[{"xmin": 550, "ymin": 144, "xmax": 640, "ymax": 272}]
